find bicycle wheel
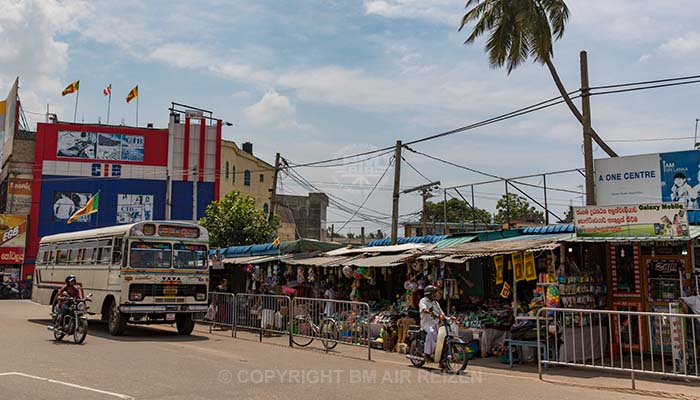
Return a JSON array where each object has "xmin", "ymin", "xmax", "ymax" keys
[
  {"xmin": 320, "ymin": 319, "xmax": 340, "ymax": 350},
  {"xmin": 444, "ymin": 342, "xmax": 469, "ymax": 373},
  {"xmin": 291, "ymin": 319, "xmax": 314, "ymax": 347}
]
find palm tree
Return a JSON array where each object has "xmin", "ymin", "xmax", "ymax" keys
[{"xmin": 460, "ymin": 0, "xmax": 617, "ymax": 157}]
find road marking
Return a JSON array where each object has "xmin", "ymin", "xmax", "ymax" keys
[{"xmin": 0, "ymin": 372, "xmax": 135, "ymax": 400}]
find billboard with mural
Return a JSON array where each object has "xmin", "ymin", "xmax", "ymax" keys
[
  {"xmin": 56, "ymin": 131, "xmax": 144, "ymax": 161},
  {"xmin": 116, "ymin": 193, "xmax": 154, "ymax": 224},
  {"xmin": 52, "ymin": 192, "xmax": 94, "ymax": 223},
  {"xmin": 573, "ymin": 203, "xmax": 689, "ymax": 238},
  {"xmin": 0, "ymin": 214, "xmax": 27, "ymax": 264},
  {"xmin": 595, "ymin": 150, "xmax": 700, "ymax": 208}
]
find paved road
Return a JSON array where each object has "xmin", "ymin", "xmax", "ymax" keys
[{"xmin": 2, "ymin": 300, "xmax": 699, "ymax": 400}]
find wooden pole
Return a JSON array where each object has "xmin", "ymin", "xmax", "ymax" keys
[
  {"xmin": 390, "ymin": 140, "xmax": 402, "ymax": 244},
  {"xmin": 580, "ymin": 51, "xmax": 596, "ymax": 206}
]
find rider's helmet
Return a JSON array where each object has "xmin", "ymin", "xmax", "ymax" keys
[
  {"xmin": 423, "ymin": 285, "xmax": 437, "ymax": 296},
  {"xmin": 65, "ymin": 275, "xmax": 76, "ymax": 284}
]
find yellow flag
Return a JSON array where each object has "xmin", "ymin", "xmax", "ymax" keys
[
  {"xmin": 126, "ymin": 85, "xmax": 138, "ymax": 103},
  {"xmin": 62, "ymin": 80, "xmax": 79, "ymax": 96}
]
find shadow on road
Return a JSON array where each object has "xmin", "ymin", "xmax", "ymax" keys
[{"xmin": 27, "ymin": 318, "xmax": 209, "ymax": 343}]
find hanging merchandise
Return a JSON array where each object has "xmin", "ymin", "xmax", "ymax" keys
[
  {"xmin": 524, "ymin": 252, "xmax": 537, "ymax": 281},
  {"xmin": 494, "ymin": 255, "xmax": 504, "ymax": 285},
  {"xmin": 545, "ymin": 285, "xmax": 561, "ymax": 308},
  {"xmin": 500, "ymin": 282, "xmax": 512, "ymax": 298},
  {"xmin": 297, "ymin": 267, "xmax": 305, "ymax": 283},
  {"xmin": 307, "ymin": 267, "xmax": 316, "ymax": 283},
  {"xmin": 512, "ymin": 253, "xmax": 525, "ymax": 282},
  {"xmin": 342, "ymin": 266, "xmax": 353, "ymax": 278}
]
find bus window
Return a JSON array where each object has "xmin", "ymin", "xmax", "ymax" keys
[
  {"xmin": 37, "ymin": 247, "xmax": 46, "ymax": 266},
  {"xmin": 49, "ymin": 250, "xmax": 55, "ymax": 265},
  {"xmin": 173, "ymin": 244, "xmax": 208, "ymax": 269},
  {"xmin": 129, "ymin": 242, "xmax": 172, "ymax": 269},
  {"xmin": 56, "ymin": 249, "xmax": 67, "ymax": 264},
  {"xmin": 112, "ymin": 238, "xmax": 123, "ymax": 264},
  {"xmin": 68, "ymin": 245, "xmax": 80, "ymax": 264},
  {"xmin": 83, "ymin": 247, "xmax": 94, "ymax": 264}
]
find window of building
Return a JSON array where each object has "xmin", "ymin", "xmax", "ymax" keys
[
  {"xmin": 232, "ymin": 165, "xmax": 236, "ymax": 183},
  {"xmin": 244, "ymin": 170, "xmax": 251, "ymax": 186},
  {"xmin": 263, "ymin": 203, "xmax": 269, "ymax": 214},
  {"xmin": 259, "ymin": 174, "xmax": 264, "ymax": 183},
  {"xmin": 225, "ymin": 161, "xmax": 230, "ymax": 180}
]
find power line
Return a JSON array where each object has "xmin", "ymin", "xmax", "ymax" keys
[
  {"xmin": 606, "ymin": 136, "xmax": 695, "ymax": 143},
  {"xmin": 401, "ymin": 156, "xmax": 433, "ymax": 183},
  {"xmin": 589, "ymin": 73, "xmax": 700, "ymax": 91},
  {"xmin": 590, "ymin": 78, "xmax": 700, "ymax": 97},
  {"xmin": 336, "ymin": 156, "xmax": 394, "ymax": 233}
]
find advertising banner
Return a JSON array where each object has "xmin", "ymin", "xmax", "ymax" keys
[
  {"xmin": 573, "ymin": 203, "xmax": 689, "ymax": 238},
  {"xmin": 595, "ymin": 150, "xmax": 700, "ymax": 209},
  {"xmin": 52, "ymin": 191, "xmax": 94, "ymax": 223},
  {"xmin": 7, "ymin": 178, "xmax": 32, "ymax": 213},
  {"xmin": 0, "ymin": 214, "xmax": 27, "ymax": 264},
  {"xmin": 116, "ymin": 194, "xmax": 153, "ymax": 224},
  {"xmin": 56, "ymin": 131, "xmax": 144, "ymax": 161}
]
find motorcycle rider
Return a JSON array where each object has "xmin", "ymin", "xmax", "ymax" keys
[
  {"xmin": 54, "ymin": 275, "xmax": 82, "ymax": 331},
  {"xmin": 419, "ymin": 285, "xmax": 444, "ymax": 361}
]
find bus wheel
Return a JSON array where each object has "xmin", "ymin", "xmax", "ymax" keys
[
  {"xmin": 107, "ymin": 300, "xmax": 128, "ymax": 336},
  {"xmin": 176, "ymin": 314, "xmax": 195, "ymax": 335}
]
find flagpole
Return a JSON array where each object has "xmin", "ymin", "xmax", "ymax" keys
[
  {"xmin": 73, "ymin": 88, "xmax": 79, "ymax": 123},
  {"xmin": 136, "ymin": 94, "xmax": 139, "ymax": 127},
  {"xmin": 107, "ymin": 90, "xmax": 111, "ymax": 124}
]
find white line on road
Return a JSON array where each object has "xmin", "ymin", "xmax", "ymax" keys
[{"xmin": 0, "ymin": 372, "xmax": 135, "ymax": 400}]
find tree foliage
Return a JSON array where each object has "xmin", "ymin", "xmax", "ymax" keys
[
  {"xmin": 495, "ymin": 193, "xmax": 545, "ymax": 224},
  {"xmin": 199, "ymin": 191, "xmax": 279, "ymax": 248},
  {"xmin": 424, "ymin": 198, "xmax": 492, "ymax": 224},
  {"xmin": 460, "ymin": 0, "xmax": 569, "ymax": 74}
]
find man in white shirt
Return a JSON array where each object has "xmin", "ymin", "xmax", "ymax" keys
[{"xmin": 418, "ymin": 285, "xmax": 444, "ymax": 359}]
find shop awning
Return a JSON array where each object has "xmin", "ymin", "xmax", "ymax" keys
[
  {"xmin": 283, "ymin": 255, "xmax": 353, "ymax": 267},
  {"xmin": 440, "ymin": 255, "xmax": 471, "ymax": 264},
  {"xmin": 341, "ymin": 253, "xmax": 415, "ymax": 268},
  {"xmin": 222, "ymin": 255, "xmax": 290, "ymax": 265},
  {"xmin": 563, "ymin": 226, "xmax": 700, "ymax": 243},
  {"xmin": 325, "ymin": 243, "xmax": 428, "ymax": 256},
  {"xmin": 432, "ymin": 236, "xmax": 477, "ymax": 249},
  {"xmin": 436, "ymin": 233, "xmax": 573, "ymax": 257}
]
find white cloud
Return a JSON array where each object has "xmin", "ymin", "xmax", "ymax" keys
[
  {"xmin": 0, "ymin": 0, "xmax": 92, "ymax": 124},
  {"xmin": 363, "ymin": 0, "xmax": 463, "ymax": 26},
  {"xmin": 243, "ymin": 89, "xmax": 311, "ymax": 131},
  {"xmin": 658, "ymin": 32, "xmax": 700, "ymax": 56}
]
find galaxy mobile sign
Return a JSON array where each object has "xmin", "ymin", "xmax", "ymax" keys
[
  {"xmin": 573, "ymin": 203, "xmax": 689, "ymax": 238},
  {"xmin": 595, "ymin": 150, "xmax": 700, "ymax": 209}
]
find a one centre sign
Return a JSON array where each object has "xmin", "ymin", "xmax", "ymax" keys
[{"xmin": 573, "ymin": 203, "xmax": 689, "ymax": 238}]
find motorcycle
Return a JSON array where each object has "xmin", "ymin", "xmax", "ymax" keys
[
  {"xmin": 48, "ymin": 293, "xmax": 92, "ymax": 344},
  {"xmin": 406, "ymin": 315, "xmax": 469, "ymax": 373},
  {"xmin": 0, "ymin": 282, "xmax": 20, "ymax": 299}
]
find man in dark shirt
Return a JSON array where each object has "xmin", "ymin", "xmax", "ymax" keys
[{"xmin": 55, "ymin": 275, "xmax": 81, "ymax": 330}]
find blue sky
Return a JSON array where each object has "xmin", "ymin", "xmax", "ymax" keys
[{"xmin": 3, "ymin": 0, "xmax": 700, "ymax": 234}]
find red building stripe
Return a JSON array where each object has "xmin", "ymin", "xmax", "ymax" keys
[
  {"xmin": 214, "ymin": 119, "xmax": 222, "ymax": 201},
  {"xmin": 183, "ymin": 116, "xmax": 190, "ymax": 181},
  {"xmin": 26, "ymin": 124, "xmax": 47, "ymax": 278},
  {"xmin": 198, "ymin": 118, "xmax": 206, "ymax": 182}
]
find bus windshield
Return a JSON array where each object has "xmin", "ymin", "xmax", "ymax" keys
[
  {"xmin": 129, "ymin": 242, "xmax": 172, "ymax": 269},
  {"xmin": 173, "ymin": 244, "xmax": 208, "ymax": 269}
]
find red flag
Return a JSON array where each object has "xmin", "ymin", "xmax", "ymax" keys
[{"xmin": 103, "ymin": 84, "xmax": 111, "ymax": 96}]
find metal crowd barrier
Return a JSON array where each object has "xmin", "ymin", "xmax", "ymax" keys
[
  {"xmin": 233, "ymin": 293, "xmax": 292, "ymax": 343},
  {"xmin": 195, "ymin": 292, "xmax": 235, "ymax": 336},
  {"xmin": 536, "ymin": 307, "xmax": 700, "ymax": 388},
  {"xmin": 291, "ymin": 297, "xmax": 372, "ymax": 360}
]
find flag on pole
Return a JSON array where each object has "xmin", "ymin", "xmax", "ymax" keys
[
  {"xmin": 67, "ymin": 192, "xmax": 99, "ymax": 224},
  {"xmin": 126, "ymin": 85, "xmax": 138, "ymax": 103},
  {"xmin": 62, "ymin": 80, "xmax": 79, "ymax": 96},
  {"xmin": 103, "ymin": 84, "xmax": 111, "ymax": 96},
  {"xmin": 271, "ymin": 237, "xmax": 281, "ymax": 246}
]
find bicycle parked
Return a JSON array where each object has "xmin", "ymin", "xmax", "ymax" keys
[{"xmin": 290, "ymin": 304, "xmax": 340, "ymax": 349}]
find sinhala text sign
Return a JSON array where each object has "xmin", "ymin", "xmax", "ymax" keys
[{"xmin": 573, "ymin": 203, "xmax": 689, "ymax": 238}]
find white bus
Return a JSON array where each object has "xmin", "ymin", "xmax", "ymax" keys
[{"xmin": 33, "ymin": 221, "xmax": 209, "ymax": 336}]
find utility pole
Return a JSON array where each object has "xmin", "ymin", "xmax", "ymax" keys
[
  {"xmin": 580, "ymin": 50, "xmax": 596, "ymax": 206},
  {"xmin": 269, "ymin": 153, "xmax": 281, "ymax": 223},
  {"xmin": 192, "ymin": 167, "xmax": 198, "ymax": 222},
  {"xmin": 360, "ymin": 227, "xmax": 365, "ymax": 245},
  {"xmin": 330, "ymin": 224, "xmax": 335, "ymax": 242},
  {"xmin": 443, "ymin": 189, "xmax": 448, "ymax": 235},
  {"xmin": 390, "ymin": 140, "xmax": 402, "ymax": 244},
  {"xmin": 403, "ymin": 181, "xmax": 440, "ymax": 237}
]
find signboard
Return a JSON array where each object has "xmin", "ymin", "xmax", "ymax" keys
[
  {"xmin": 0, "ymin": 214, "xmax": 26, "ymax": 264},
  {"xmin": 573, "ymin": 203, "xmax": 689, "ymax": 238},
  {"xmin": 595, "ymin": 150, "xmax": 700, "ymax": 209},
  {"xmin": 157, "ymin": 225, "xmax": 199, "ymax": 239},
  {"xmin": 669, "ymin": 302, "xmax": 686, "ymax": 374},
  {"xmin": 56, "ymin": 131, "xmax": 144, "ymax": 161},
  {"xmin": 7, "ymin": 178, "xmax": 32, "ymax": 213},
  {"xmin": 116, "ymin": 194, "xmax": 153, "ymax": 224}
]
